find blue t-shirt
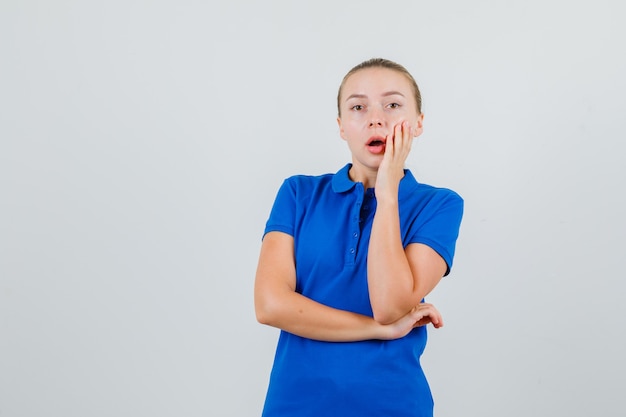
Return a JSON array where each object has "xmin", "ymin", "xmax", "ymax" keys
[{"xmin": 261, "ymin": 164, "xmax": 463, "ymax": 417}]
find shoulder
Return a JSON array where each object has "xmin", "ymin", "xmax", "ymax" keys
[
  {"xmin": 272, "ymin": 172, "xmax": 336, "ymax": 207},
  {"xmin": 415, "ymin": 183, "xmax": 463, "ymax": 205},
  {"xmin": 401, "ymin": 170, "xmax": 463, "ymax": 207},
  {"xmin": 280, "ymin": 163, "xmax": 351, "ymax": 195},
  {"xmin": 283, "ymin": 172, "xmax": 334, "ymax": 187},
  {"xmin": 279, "ymin": 172, "xmax": 334, "ymax": 197}
]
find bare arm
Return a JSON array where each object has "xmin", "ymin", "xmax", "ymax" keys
[
  {"xmin": 368, "ymin": 219, "xmax": 447, "ymax": 324},
  {"xmin": 254, "ymin": 231, "xmax": 441, "ymax": 342},
  {"xmin": 368, "ymin": 122, "xmax": 448, "ymax": 324}
]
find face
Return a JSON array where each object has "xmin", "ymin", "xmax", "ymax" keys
[{"xmin": 337, "ymin": 67, "xmax": 424, "ymax": 173}]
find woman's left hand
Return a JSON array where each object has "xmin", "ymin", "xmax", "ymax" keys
[
  {"xmin": 375, "ymin": 121, "xmax": 414, "ymax": 202},
  {"xmin": 379, "ymin": 302, "xmax": 444, "ymax": 340}
]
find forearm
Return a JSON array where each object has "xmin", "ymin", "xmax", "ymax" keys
[
  {"xmin": 255, "ymin": 287, "xmax": 386, "ymax": 342},
  {"xmin": 367, "ymin": 200, "xmax": 420, "ymax": 324},
  {"xmin": 256, "ymin": 232, "xmax": 390, "ymax": 342}
]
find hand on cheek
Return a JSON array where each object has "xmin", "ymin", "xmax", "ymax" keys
[
  {"xmin": 376, "ymin": 121, "xmax": 414, "ymax": 199},
  {"xmin": 385, "ymin": 121, "xmax": 413, "ymax": 165}
]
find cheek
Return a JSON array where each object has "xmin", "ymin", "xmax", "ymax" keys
[
  {"xmin": 343, "ymin": 120, "xmax": 362, "ymax": 135},
  {"xmin": 400, "ymin": 113, "xmax": 419, "ymax": 127},
  {"xmin": 389, "ymin": 115, "xmax": 412, "ymax": 129}
]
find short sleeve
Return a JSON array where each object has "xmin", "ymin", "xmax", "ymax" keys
[
  {"xmin": 408, "ymin": 191, "xmax": 464, "ymax": 276},
  {"xmin": 263, "ymin": 178, "xmax": 297, "ymax": 238}
]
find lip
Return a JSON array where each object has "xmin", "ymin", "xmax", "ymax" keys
[{"xmin": 366, "ymin": 135, "xmax": 387, "ymax": 146}]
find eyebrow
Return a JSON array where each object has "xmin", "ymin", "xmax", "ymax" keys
[{"xmin": 345, "ymin": 91, "xmax": 406, "ymax": 102}]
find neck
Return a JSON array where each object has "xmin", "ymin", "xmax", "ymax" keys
[{"xmin": 348, "ymin": 164, "xmax": 378, "ymax": 189}]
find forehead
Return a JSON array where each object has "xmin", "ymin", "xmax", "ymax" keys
[{"xmin": 342, "ymin": 67, "xmax": 413, "ymax": 98}]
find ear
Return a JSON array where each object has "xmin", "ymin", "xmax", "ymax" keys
[
  {"xmin": 337, "ymin": 116, "xmax": 347, "ymax": 141},
  {"xmin": 413, "ymin": 113, "xmax": 424, "ymax": 137}
]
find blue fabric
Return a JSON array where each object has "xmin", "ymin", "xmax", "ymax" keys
[{"xmin": 261, "ymin": 164, "xmax": 463, "ymax": 417}]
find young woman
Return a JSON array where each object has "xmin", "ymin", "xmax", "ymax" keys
[{"xmin": 254, "ymin": 58, "xmax": 464, "ymax": 417}]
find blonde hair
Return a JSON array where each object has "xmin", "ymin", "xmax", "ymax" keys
[{"xmin": 337, "ymin": 58, "xmax": 422, "ymax": 117}]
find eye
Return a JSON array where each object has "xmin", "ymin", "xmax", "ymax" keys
[
  {"xmin": 351, "ymin": 104, "xmax": 364, "ymax": 111},
  {"xmin": 387, "ymin": 102, "xmax": 401, "ymax": 109}
]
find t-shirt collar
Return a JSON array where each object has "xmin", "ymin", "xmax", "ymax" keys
[
  {"xmin": 331, "ymin": 163, "xmax": 419, "ymax": 199},
  {"xmin": 331, "ymin": 164, "xmax": 357, "ymax": 193}
]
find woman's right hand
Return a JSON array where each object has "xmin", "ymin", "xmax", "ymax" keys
[{"xmin": 379, "ymin": 303, "xmax": 444, "ymax": 340}]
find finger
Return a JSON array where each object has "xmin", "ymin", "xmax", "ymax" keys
[
  {"xmin": 384, "ymin": 132, "xmax": 394, "ymax": 159},
  {"xmin": 427, "ymin": 307, "xmax": 443, "ymax": 328},
  {"xmin": 394, "ymin": 122, "xmax": 403, "ymax": 154},
  {"xmin": 411, "ymin": 306, "xmax": 430, "ymax": 327},
  {"xmin": 415, "ymin": 305, "xmax": 443, "ymax": 328},
  {"xmin": 402, "ymin": 121, "xmax": 414, "ymax": 155},
  {"xmin": 414, "ymin": 317, "xmax": 431, "ymax": 328}
]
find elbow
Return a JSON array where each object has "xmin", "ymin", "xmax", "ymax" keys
[
  {"xmin": 255, "ymin": 279, "xmax": 295, "ymax": 327},
  {"xmin": 254, "ymin": 304, "xmax": 267, "ymax": 325},
  {"xmin": 254, "ymin": 293, "xmax": 281, "ymax": 326},
  {"xmin": 374, "ymin": 316, "xmax": 395, "ymax": 326},
  {"xmin": 254, "ymin": 299, "xmax": 272, "ymax": 325},
  {"xmin": 373, "ymin": 314, "xmax": 398, "ymax": 326},
  {"xmin": 255, "ymin": 306, "xmax": 273, "ymax": 326},
  {"xmin": 371, "ymin": 306, "xmax": 403, "ymax": 325},
  {"xmin": 370, "ymin": 287, "xmax": 429, "ymax": 325},
  {"xmin": 371, "ymin": 296, "xmax": 422, "ymax": 325}
]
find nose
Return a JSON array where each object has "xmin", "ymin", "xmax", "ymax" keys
[{"xmin": 368, "ymin": 109, "xmax": 384, "ymax": 128}]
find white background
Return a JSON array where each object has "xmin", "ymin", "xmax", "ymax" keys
[{"xmin": 1, "ymin": 1, "xmax": 625, "ymax": 416}]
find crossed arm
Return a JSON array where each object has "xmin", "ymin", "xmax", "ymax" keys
[{"xmin": 254, "ymin": 230, "xmax": 446, "ymax": 342}]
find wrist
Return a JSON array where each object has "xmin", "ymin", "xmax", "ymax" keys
[
  {"xmin": 371, "ymin": 318, "xmax": 402, "ymax": 341},
  {"xmin": 374, "ymin": 181, "xmax": 400, "ymax": 202},
  {"xmin": 371, "ymin": 320, "xmax": 390, "ymax": 340},
  {"xmin": 374, "ymin": 197, "xmax": 399, "ymax": 211}
]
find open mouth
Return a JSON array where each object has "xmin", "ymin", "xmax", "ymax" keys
[{"xmin": 367, "ymin": 136, "xmax": 386, "ymax": 154}]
